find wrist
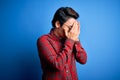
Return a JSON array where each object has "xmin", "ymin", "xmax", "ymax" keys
[{"xmin": 76, "ymin": 38, "xmax": 79, "ymax": 41}]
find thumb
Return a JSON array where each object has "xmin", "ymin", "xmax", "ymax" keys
[{"xmin": 63, "ymin": 27, "xmax": 68, "ymax": 37}]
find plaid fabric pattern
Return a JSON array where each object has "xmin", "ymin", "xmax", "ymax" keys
[{"xmin": 37, "ymin": 29, "xmax": 87, "ymax": 80}]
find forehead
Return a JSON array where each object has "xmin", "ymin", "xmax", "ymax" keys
[{"xmin": 65, "ymin": 18, "xmax": 76, "ymax": 25}]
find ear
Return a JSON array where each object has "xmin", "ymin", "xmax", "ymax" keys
[{"xmin": 55, "ymin": 21, "xmax": 60, "ymax": 28}]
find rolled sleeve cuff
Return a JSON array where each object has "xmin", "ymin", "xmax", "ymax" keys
[{"xmin": 75, "ymin": 41, "xmax": 82, "ymax": 52}]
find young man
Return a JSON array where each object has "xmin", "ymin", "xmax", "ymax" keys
[{"xmin": 37, "ymin": 7, "xmax": 87, "ymax": 80}]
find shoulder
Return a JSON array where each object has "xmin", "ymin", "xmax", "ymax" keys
[
  {"xmin": 37, "ymin": 34, "xmax": 49, "ymax": 42},
  {"xmin": 37, "ymin": 34, "xmax": 50, "ymax": 45},
  {"xmin": 40, "ymin": 34, "xmax": 49, "ymax": 40}
]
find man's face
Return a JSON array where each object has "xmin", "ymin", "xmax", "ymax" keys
[{"xmin": 61, "ymin": 18, "xmax": 77, "ymax": 38}]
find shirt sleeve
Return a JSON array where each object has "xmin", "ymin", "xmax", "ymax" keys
[
  {"xmin": 37, "ymin": 36, "xmax": 74, "ymax": 70},
  {"xmin": 74, "ymin": 41, "xmax": 87, "ymax": 64}
]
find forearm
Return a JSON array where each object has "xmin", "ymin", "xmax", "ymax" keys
[{"xmin": 74, "ymin": 41, "xmax": 87, "ymax": 64}]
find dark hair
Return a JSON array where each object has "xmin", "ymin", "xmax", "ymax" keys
[{"xmin": 52, "ymin": 7, "xmax": 79, "ymax": 28}]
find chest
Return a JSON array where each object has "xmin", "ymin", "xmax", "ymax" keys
[{"xmin": 48, "ymin": 39, "xmax": 63, "ymax": 53}]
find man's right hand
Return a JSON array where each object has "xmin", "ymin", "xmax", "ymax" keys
[{"xmin": 64, "ymin": 21, "xmax": 80, "ymax": 41}]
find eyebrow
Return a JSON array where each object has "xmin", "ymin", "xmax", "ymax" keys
[
  {"xmin": 64, "ymin": 24, "xmax": 72, "ymax": 28},
  {"xmin": 64, "ymin": 20, "xmax": 76, "ymax": 28}
]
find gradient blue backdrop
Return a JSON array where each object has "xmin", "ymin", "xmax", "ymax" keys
[{"xmin": 0, "ymin": 0, "xmax": 120, "ymax": 80}]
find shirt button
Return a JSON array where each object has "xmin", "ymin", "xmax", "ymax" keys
[
  {"xmin": 66, "ymin": 70, "xmax": 68, "ymax": 73},
  {"xmin": 75, "ymin": 44, "xmax": 77, "ymax": 47}
]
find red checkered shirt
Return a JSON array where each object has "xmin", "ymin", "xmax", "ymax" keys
[{"xmin": 37, "ymin": 29, "xmax": 87, "ymax": 80}]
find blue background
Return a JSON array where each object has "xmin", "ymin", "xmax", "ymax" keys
[{"xmin": 0, "ymin": 0, "xmax": 120, "ymax": 80}]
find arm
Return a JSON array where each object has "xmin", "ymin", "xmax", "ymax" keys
[
  {"xmin": 74, "ymin": 41, "xmax": 87, "ymax": 64},
  {"xmin": 37, "ymin": 36, "xmax": 74, "ymax": 70}
]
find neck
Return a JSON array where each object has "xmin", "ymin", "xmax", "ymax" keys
[{"xmin": 53, "ymin": 28, "xmax": 62, "ymax": 39}]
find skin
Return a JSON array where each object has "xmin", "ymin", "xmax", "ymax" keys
[{"xmin": 53, "ymin": 18, "xmax": 80, "ymax": 41}]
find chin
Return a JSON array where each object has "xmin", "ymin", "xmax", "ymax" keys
[{"xmin": 63, "ymin": 36, "xmax": 67, "ymax": 39}]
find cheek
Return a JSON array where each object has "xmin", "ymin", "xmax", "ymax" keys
[
  {"xmin": 65, "ymin": 28, "xmax": 70, "ymax": 32},
  {"xmin": 59, "ymin": 28, "xmax": 64, "ymax": 35},
  {"xmin": 61, "ymin": 29, "xmax": 65, "ymax": 36},
  {"xmin": 62, "ymin": 29, "xmax": 65, "ymax": 35}
]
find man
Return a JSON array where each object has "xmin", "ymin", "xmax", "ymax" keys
[{"xmin": 37, "ymin": 7, "xmax": 87, "ymax": 80}]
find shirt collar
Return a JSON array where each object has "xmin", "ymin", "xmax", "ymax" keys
[{"xmin": 49, "ymin": 28, "xmax": 64, "ymax": 42}]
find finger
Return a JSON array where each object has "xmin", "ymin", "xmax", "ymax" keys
[
  {"xmin": 73, "ymin": 21, "xmax": 80, "ymax": 35},
  {"xmin": 77, "ymin": 21, "xmax": 80, "ymax": 31},
  {"xmin": 78, "ymin": 24, "xmax": 80, "ymax": 34},
  {"xmin": 78, "ymin": 21, "xmax": 80, "ymax": 30},
  {"xmin": 63, "ymin": 27, "xmax": 68, "ymax": 36},
  {"xmin": 74, "ymin": 21, "xmax": 79, "ymax": 31},
  {"xmin": 77, "ymin": 21, "xmax": 80, "ymax": 35},
  {"xmin": 70, "ymin": 22, "xmax": 76, "ymax": 32}
]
